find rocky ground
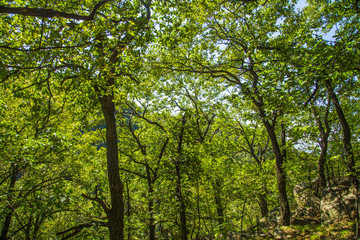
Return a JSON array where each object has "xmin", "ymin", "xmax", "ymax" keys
[
  {"xmin": 212, "ymin": 217, "xmax": 356, "ymax": 239},
  {"xmin": 253, "ymin": 217, "xmax": 356, "ymax": 239},
  {"xmin": 208, "ymin": 177, "xmax": 359, "ymax": 239}
]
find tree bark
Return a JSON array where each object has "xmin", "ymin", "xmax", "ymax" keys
[
  {"xmin": 324, "ymin": 79, "xmax": 359, "ymax": 235},
  {"xmin": 261, "ymin": 118, "xmax": 290, "ymax": 225},
  {"xmin": 0, "ymin": 167, "xmax": 18, "ymax": 240},
  {"xmin": 311, "ymin": 103, "xmax": 330, "ymax": 195},
  {"xmin": 317, "ymin": 148, "xmax": 328, "ymax": 190},
  {"xmin": 213, "ymin": 179, "xmax": 225, "ymax": 226},
  {"xmin": 324, "ymin": 79, "xmax": 358, "ymax": 185},
  {"xmin": 245, "ymin": 56, "xmax": 290, "ymax": 225},
  {"xmin": 258, "ymin": 188, "xmax": 268, "ymax": 219},
  {"xmin": 175, "ymin": 114, "xmax": 188, "ymax": 240},
  {"xmin": 146, "ymin": 166, "xmax": 156, "ymax": 240},
  {"xmin": 24, "ymin": 215, "xmax": 32, "ymax": 240},
  {"xmin": 175, "ymin": 163, "xmax": 188, "ymax": 240},
  {"xmin": 125, "ymin": 180, "xmax": 131, "ymax": 240},
  {"xmin": 0, "ymin": 1, "xmax": 113, "ymax": 20},
  {"xmin": 101, "ymin": 94, "xmax": 124, "ymax": 240},
  {"xmin": 148, "ymin": 196, "xmax": 156, "ymax": 240}
]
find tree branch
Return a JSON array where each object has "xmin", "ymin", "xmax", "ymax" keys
[
  {"xmin": 127, "ymin": 104, "xmax": 166, "ymax": 132},
  {"xmin": 0, "ymin": 1, "xmax": 113, "ymax": 20},
  {"xmin": 118, "ymin": 167, "xmax": 147, "ymax": 179},
  {"xmin": 56, "ymin": 221, "xmax": 107, "ymax": 240},
  {"xmin": 139, "ymin": 0, "xmax": 152, "ymax": 19},
  {"xmin": 82, "ymin": 194, "xmax": 110, "ymax": 215}
]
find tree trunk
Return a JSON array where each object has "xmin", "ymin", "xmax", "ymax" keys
[
  {"xmin": 258, "ymin": 189, "xmax": 268, "ymax": 219},
  {"xmin": 146, "ymin": 168, "xmax": 156, "ymax": 240},
  {"xmin": 175, "ymin": 114, "xmax": 188, "ymax": 240},
  {"xmin": 125, "ymin": 179, "xmax": 131, "ymax": 240},
  {"xmin": 311, "ymin": 97, "xmax": 331, "ymax": 195},
  {"xmin": 25, "ymin": 216, "xmax": 33, "ymax": 240},
  {"xmin": 324, "ymin": 79, "xmax": 359, "ymax": 236},
  {"xmin": 317, "ymin": 150, "xmax": 327, "ymax": 189},
  {"xmin": 175, "ymin": 163, "xmax": 188, "ymax": 240},
  {"xmin": 261, "ymin": 119, "xmax": 290, "ymax": 225},
  {"xmin": 148, "ymin": 197, "xmax": 156, "ymax": 240},
  {"xmin": 247, "ymin": 67, "xmax": 290, "ymax": 225},
  {"xmin": 101, "ymin": 94, "xmax": 124, "ymax": 240},
  {"xmin": 213, "ymin": 179, "xmax": 224, "ymax": 226},
  {"xmin": 316, "ymin": 123, "xmax": 329, "ymax": 194},
  {"xmin": 324, "ymin": 80, "xmax": 357, "ymax": 185},
  {"xmin": 0, "ymin": 167, "xmax": 18, "ymax": 240},
  {"xmin": 240, "ymin": 198, "xmax": 247, "ymax": 240}
]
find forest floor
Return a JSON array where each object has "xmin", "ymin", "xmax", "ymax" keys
[{"xmin": 246, "ymin": 216, "xmax": 356, "ymax": 240}]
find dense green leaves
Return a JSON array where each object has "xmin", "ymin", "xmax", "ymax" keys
[{"xmin": 0, "ymin": 0, "xmax": 359, "ymax": 239}]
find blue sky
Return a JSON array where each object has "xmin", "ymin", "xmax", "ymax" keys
[{"xmin": 295, "ymin": 0, "xmax": 337, "ymax": 41}]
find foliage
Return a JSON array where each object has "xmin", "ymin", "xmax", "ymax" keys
[{"xmin": 0, "ymin": 0, "xmax": 359, "ymax": 239}]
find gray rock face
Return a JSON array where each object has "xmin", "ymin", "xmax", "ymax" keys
[
  {"xmin": 293, "ymin": 176, "xmax": 359, "ymax": 221},
  {"xmin": 293, "ymin": 179, "xmax": 320, "ymax": 218},
  {"xmin": 320, "ymin": 177, "xmax": 358, "ymax": 220}
]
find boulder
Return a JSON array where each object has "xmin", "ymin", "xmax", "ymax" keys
[
  {"xmin": 320, "ymin": 176, "xmax": 358, "ymax": 220},
  {"xmin": 293, "ymin": 176, "xmax": 359, "ymax": 221},
  {"xmin": 293, "ymin": 179, "xmax": 320, "ymax": 218}
]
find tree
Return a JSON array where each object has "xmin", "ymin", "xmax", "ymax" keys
[
  {"xmin": 154, "ymin": 0, "xmax": 297, "ymax": 225},
  {"xmin": 0, "ymin": 75, "xmax": 86, "ymax": 240},
  {"xmin": 1, "ymin": 1, "xmax": 153, "ymax": 239},
  {"xmin": 1, "ymin": 0, "xmax": 359, "ymax": 238},
  {"xmin": 117, "ymin": 105, "xmax": 169, "ymax": 240}
]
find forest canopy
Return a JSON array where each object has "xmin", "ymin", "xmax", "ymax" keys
[{"xmin": 0, "ymin": 0, "xmax": 359, "ymax": 239}]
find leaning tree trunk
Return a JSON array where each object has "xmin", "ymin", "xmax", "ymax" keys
[
  {"xmin": 261, "ymin": 118, "xmax": 290, "ymax": 225},
  {"xmin": 324, "ymin": 79, "xmax": 359, "ymax": 237},
  {"xmin": 101, "ymin": 94, "xmax": 125, "ymax": 240},
  {"xmin": 249, "ymin": 97, "xmax": 290, "ymax": 225},
  {"xmin": 324, "ymin": 80, "xmax": 358, "ymax": 185},
  {"xmin": 245, "ymin": 58, "xmax": 290, "ymax": 225},
  {"xmin": 312, "ymin": 103, "xmax": 331, "ymax": 194}
]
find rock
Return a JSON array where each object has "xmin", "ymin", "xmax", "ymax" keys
[
  {"xmin": 293, "ymin": 179, "xmax": 320, "ymax": 218},
  {"xmin": 294, "ymin": 176, "xmax": 359, "ymax": 221},
  {"xmin": 320, "ymin": 176, "xmax": 358, "ymax": 220},
  {"xmin": 273, "ymin": 228, "xmax": 284, "ymax": 239}
]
